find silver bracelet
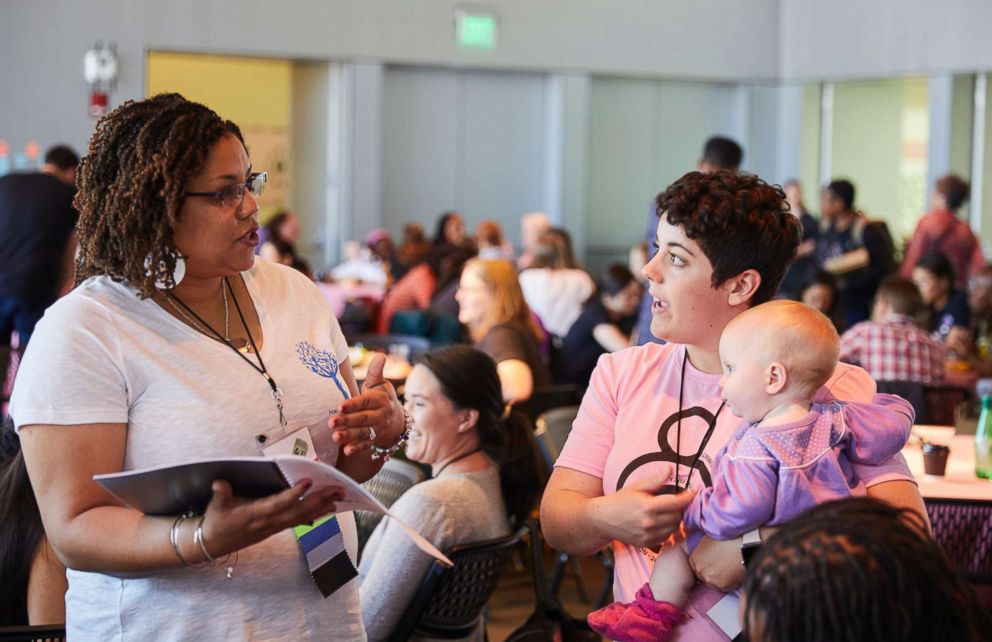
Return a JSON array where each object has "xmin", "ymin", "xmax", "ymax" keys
[
  {"xmin": 370, "ymin": 407, "xmax": 413, "ymax": 461},
  {"xmin": 171, "ymin": 513, "xmax": 209, "ymax": 569},
  {"xmin": 193, "ymin": 516, "xmax": 239, "ymax": 579}
]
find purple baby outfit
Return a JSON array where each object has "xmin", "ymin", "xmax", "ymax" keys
[{"xmin": 683, "ymin": 393, "xmax": 914, "ymax": 543}]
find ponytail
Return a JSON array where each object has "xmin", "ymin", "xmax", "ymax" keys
[{"xmin": 480, "ymin": 409, "xmax": 541, "ymax": 528}]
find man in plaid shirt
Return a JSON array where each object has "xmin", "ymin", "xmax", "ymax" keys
[{"xmin": 839, "ymin": 277, "xmax": 946, "ymax": 383}]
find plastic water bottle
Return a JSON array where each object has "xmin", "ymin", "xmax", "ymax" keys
[{"xmin": 975, "ymin": 378, "xmax": 992, "ymax": 480}]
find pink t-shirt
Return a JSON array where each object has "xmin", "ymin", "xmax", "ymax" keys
[{"xmin": 555, "ymin": 342, "xmax": 915, "ymax": 641}]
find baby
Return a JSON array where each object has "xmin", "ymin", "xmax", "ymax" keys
[{"xmin": 588, "ymin": 299, "xmax": 914, "ymax": 642}]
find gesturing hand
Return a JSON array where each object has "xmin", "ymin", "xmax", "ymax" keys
[
  {"xmin": 593, "ymin": 476, "xmax": 696, "ymax": 549},
  {"xmin": 331, "ymin": 354, "xmax": 404, "ymax": 456}
]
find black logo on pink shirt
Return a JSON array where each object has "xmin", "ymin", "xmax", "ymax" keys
[{"xmin": 615, "ymin": 405, "xmax": 716, "ymax": 495}]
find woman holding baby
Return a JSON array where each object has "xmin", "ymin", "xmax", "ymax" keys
[{"xmin": 540, "ymin": 170, "xmax": 926, "ymax": 641}]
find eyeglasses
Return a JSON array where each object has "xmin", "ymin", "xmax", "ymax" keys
[{"xmin": 184, "ymin": 171, "xmax": 267, "ymax": 208}]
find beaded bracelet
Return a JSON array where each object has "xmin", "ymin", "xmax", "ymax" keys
[{"xmin": 370, "ymin": 408, "xmax": 413, "ymax": 461}]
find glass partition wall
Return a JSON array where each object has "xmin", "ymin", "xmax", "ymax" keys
[
  {"xmin": 832, "ymin": 77, "xmax": 929, "ymax": 243},
  {"xmin": 801, "ymin": 74, "xmax": 992, "ymax": 258}
]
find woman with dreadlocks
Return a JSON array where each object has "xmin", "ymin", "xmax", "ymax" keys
[
  {"xmin": 10, "ymin": 93, "xmax": 408, "ymax": 640},
  {"xmin": 741, "ymin": 497, "xmax": 991, "ymax": 642}
]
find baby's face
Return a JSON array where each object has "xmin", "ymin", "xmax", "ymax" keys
[{"xmin": 718, "ymin": 322, "xmax": 772, "ymax": 423}]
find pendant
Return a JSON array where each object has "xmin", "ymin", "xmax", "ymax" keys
[{"xmin": 230, "ymin": 338, "xmax": 252, "ymax": 354}]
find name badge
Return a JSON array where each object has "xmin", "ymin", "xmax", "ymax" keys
[{"xmin": 255, "ymin": 421, "xmax": 356, "ymax": 598}]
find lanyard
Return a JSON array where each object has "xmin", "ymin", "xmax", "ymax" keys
[
  {"xmin": 168, "ymin": 276, "xmax": 287, "ymax": 426},
  {"xmin": 675, "ymin": 348, "xmax": 725, "ymax": 492}
]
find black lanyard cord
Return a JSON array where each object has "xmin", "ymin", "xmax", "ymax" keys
[
  {"xmin": 167, "ymin": 276, "xmax": 287, "ymax": 426},
  {"xmin": 675, "ymin": 348, "xmax": 726, "ymax": 492}
]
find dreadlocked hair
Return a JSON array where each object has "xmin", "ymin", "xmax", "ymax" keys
[
  {"xmin": 741, "ymin": 497, "xmax": 992, "ymax": 642},
  {"xmin": 74, "ymin": 93, "xmax": 245, "ymax": 298}
]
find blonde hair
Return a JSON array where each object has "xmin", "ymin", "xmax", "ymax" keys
[
  {"xmin": 733, "ymin": 300, "xmax": 839, "ymax": 399},
  {"xmin": 462, "ymin": 259, "xmax": 543, "ymax": 342}
]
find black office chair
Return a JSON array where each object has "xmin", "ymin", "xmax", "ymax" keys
[
  {"xmin": 534, "ymin": 406, "xmax": 579, "ymax": 464},
  {"xmin": 355, "ymin": 458, "xmax": 426, "ymax": 555},
  {"xmin": 534, "ymin": 405, "xmax": 614, "ymax": 607},
  {"xmin": 387, "ymin": 525, "xmax": 528, "ymax": 642},
  {"xmin": 505, "ymin": 520, "xmax": 599, "ymax": 642},
  {"xmin": 515, "ymin": 384, "xmax": 580, "ymax": 424},
  {"xmin": 0, "ymin": 625, "xmax": 66, "ymax": 642},
  {"xmin": 875, "ymin": 380, "xmax": 928, "ymax": 423}
]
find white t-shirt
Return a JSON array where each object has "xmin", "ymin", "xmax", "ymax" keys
[
  {"xmin": 518, "ymin": 268, "xmax": 595, "ymax": 338},
  {"xmin": 12, "ymin": 259, "xmax": 366, "ymax": 642}
]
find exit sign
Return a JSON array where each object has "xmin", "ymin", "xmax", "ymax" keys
[{"xmin": 455, "ymin": 9, "xmax": 498, "ymax": 50}]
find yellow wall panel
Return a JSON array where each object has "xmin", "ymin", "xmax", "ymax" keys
[{"xmin": 146, "ymin": 52, "xmax": 291, "ymax": 128}]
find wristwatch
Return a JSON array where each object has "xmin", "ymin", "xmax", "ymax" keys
[{"xmin": 741, "ymin": 528, "xmax": 762, "ymax": 569}]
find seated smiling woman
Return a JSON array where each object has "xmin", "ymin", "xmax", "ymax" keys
[
  {"xmin": 11, "ymin": 94, "xmax": 408, "ymax": 641},
  {"xmin": 359, "ymin": 345, "xmax": 540, "ymax": 642}
]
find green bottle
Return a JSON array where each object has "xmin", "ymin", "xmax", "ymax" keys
[{"xmin": 976, "ymin": 379, "xmax": 992, "ymax": 480}]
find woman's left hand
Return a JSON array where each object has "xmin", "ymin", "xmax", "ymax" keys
[
  {"xmin": 689, "ymin": 526, "xmax": 779, "ymax": 592},
  {"xmin": 688, "ymin": 535, "xmax": 745, "ymax": 592},
  {"xmin": 330, "ymin": 353, "xmax": 405, "ymax": 457}
]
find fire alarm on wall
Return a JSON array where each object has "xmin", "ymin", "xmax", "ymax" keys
[{"xmin": 84, "ymin": 41, "xmax": 117, "ymax": 118}]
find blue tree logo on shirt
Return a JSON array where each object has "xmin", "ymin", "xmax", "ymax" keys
[{"xmin": 296, "ymin": 341, "xmax": 350, "ymax": 399}]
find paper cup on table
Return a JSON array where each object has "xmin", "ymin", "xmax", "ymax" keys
[{"xmin": 922, "ymin": 442, "xmax": 950, "ymax": 476}]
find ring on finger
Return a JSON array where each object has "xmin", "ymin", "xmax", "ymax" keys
[{"xmin": 368, "ymin": 426, "xmax": 377, "ymax": 442}]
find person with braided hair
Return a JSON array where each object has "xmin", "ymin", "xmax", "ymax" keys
[
  {"xmin": 358, "ymin": 345, "xmax": 540, "ymax": 641},
  {"xmin": 542, "ymin": 170, "xmax": 929, "ymax": 641},
  {"xmin": 10, "ymin": 93, "xmax": 408, "ymax": 640},
  {"xmin": 741, "ymin": 497, "xmax": 992, "ymax": 642},
  {"xmin": 0, "ymin": 423, "xmax": 66, "ymax": 626}
]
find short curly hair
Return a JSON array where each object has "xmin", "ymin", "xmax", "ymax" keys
[
  {"xmin": 656, "ymin": 170, "xmax": 799, "ymax": 306},
  {"xmin": 74, "ymin": 93, "xmax": 245, "ymax": 298}
]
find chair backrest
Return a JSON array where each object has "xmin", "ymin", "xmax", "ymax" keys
[
  {"xmin": 534, "ymin": 405, "xmax": 579, "ymax": 470},
  {"xmin": 355, "ymin": 458, "xmax": 426, "ymax": 554},
  {"xmin": 924, "ymin": 385, "xmax": 971, "ymax": 427},
  {"xmin": 875, "ymin": 380, "xmax": 928, "ymax": 424},
  {"xmin": 514, "ymin": 384, "xmax": 580, "ymax": 424},
  {"xmin": 0, "ymin": 624, "xmax": 66, "ymax": 642},
  {"xmin": 926, "ymin": 498, "xmax": 992, "ymax": 582},
  {"xmin": 387, "ymin": 525, "xmax": 527, "ymax": 642}
]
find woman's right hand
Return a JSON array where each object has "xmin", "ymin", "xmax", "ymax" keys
[
  {"xmin": 199, "ymin": 479, "xmax": 344, "ymax": 557},
  {"xmin": 591, "ymin": 477, "xmax": 695, "ymax": 549}
]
